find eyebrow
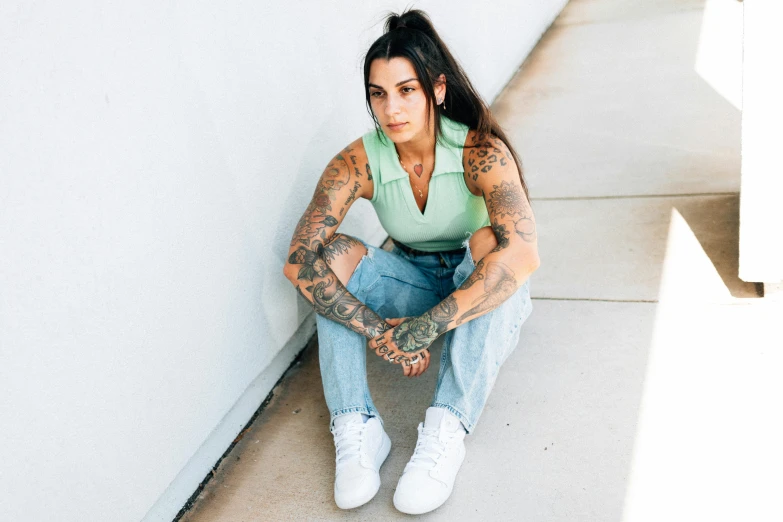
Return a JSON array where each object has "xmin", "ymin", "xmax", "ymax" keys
[{"xmin": 367, "ymin": 78, "xmax": 418, "ymax": 90}]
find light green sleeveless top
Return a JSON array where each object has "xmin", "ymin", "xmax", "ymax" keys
[{"xmin": 362, "ymin": 115, "xmax": 490, "ymax": 252}]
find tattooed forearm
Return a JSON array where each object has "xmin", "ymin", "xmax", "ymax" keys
[
  {"xmin": 458, "ymin": 259, "xmax": 485, "ymax": 290},
  {"xmin": 295, "ymin": 275, "xmax": 390, "ymax": 339},
  {"xmin": 290, "ymin": 236, "xmax": 389, "ymax": 339},
  {"xmin": 430, "ymin": 295, "xmax": 458, "ymax": 326},
  {"xmin": 456, "ymin": 261, "xmax": 518, "ymax": 325}
]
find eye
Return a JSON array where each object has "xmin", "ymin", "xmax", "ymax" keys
[
  {"xmin": 370, "ymin": 91, "xmax": 384, "ymax": 98},
  {"xmin": 402, "ymin": 87, "xmax": 415, "ymax": 93}
]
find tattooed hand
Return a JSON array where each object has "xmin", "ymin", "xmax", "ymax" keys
[
  {"xmin": 367, "ymin": 296, "xmax": 457, "ymax": 371},
  {"xmin": 368, "ymin": 317, "xmax": 432, "ymax": 377}
]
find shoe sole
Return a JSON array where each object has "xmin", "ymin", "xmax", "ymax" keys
[
  {"xmin": 393, "ymin": 443, "xmax": 466, "ymax": 515},
  {"xmin": 335, "ymin": 431, "xmax": 392, "ymax": 510}
]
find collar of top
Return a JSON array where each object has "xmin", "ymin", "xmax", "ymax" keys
[{"xmin": 378, "ymin": 115, "xmax": 466, "ymax": 185}]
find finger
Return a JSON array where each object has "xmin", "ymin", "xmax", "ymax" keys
[
  {"xmin": 419, "ymin": 351, "xmax": 430, "ymax": 376},
  {"xmin": 384, "ymin": 317, "xmax": 411, "ymax": 326},
  {"xmin": 421, "ymin": 351, "xmax": 430, "ymax": 374},
  {"xmin": 370, "ymin": 336, "xmax": 387, "ymax": 351},
  {"xmin": 419, "ymin": 350, "xmax": 430, "ymax": 375},
  {"xmin": 407, "ymin": 354, "xmax": 423, "ymax": 377},
  {"xmin": 403, "ymin": 359, "xmax": 412, "ymax": 377},
  {"xmin": 410, "ymin": 353, "xmax": 423, "ymax": 377},
  {"xmin": 412, "ymin": 358, "xmax": 423, "ymax": 378}
]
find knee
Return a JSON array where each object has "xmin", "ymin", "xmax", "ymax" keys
[
  {"xmin": 468, "ymin": 226, "xmax": 497, "ymax": 264},
  {"xmin": 322, "ymin": 234, "xmax": 367, "ymax": 286}
]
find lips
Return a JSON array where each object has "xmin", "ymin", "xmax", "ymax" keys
[{"xmin": 388, "ymin": 122, "xmax": 407, "ymax": 130}]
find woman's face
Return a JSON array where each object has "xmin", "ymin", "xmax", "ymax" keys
[{"xmin": 368, "ymin": 57, "xmax": 444, "ymax": 144}]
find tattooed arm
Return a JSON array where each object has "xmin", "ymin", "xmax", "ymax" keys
[
  {"xmin": 368, "ymin": 133, "xmax": 540, "ymax": 357},
  {"xmin": 283, "ymin": 140, "xmax": 390, "ymax": 340}
]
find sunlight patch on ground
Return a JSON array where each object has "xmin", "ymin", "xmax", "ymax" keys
[{"xmin": 621, "ymin": 207, "xmax": 783, "ymax": 522}]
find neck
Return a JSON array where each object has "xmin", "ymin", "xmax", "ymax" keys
[{"xmin": 394, "ymin": 116, "xmax": 438, "ymax": 165}]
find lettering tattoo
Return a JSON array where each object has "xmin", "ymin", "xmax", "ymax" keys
[
  {"xmin": 456, "ymin": 261, "xmax": 518, "ymax": 325},
  {"xmin": 343, "ymin": 181, "xmax": 361, "ymax": 207}
]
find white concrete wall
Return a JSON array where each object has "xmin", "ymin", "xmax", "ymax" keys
[
  {"xmin": 739, "ymin": 1, "xmax": 783, "ymax": 286},
  {"xmin": 0, "ymin": 1, "xmax": 568, "ymax": 520}
]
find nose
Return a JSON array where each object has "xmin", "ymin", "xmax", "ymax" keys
[{"xmin": 384, "ymin": 93, "xmax": 401, "ymax": 117}]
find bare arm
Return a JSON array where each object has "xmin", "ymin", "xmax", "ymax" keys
[
  {"xmin": 283, "ymin": 142, "xmax": 390, "ymax": 339},
  {"xmin": 369, "ymin": 134, "xmax": 540, "ymax": 355}
]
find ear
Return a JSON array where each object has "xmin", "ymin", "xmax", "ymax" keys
[{"xmin": 435, "ymin": 73, "xmax": 446, "ymax": 100}]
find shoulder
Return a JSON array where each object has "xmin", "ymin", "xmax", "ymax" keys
[
  {"xmin": 461, "ymin": 129, "xmax": 518, "ymax": 194},
  {"xmin": 325, "ymin": 136, "xmax": 375, "ymax": 199}
]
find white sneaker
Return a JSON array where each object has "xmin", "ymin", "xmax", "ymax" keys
[
  {"xmin": 330, "ymin": 413, "xmax": 391, "ymax": 510},
  {"xmin": 393, "ymin": 407, "xmax": 467, "ymax": 514}
]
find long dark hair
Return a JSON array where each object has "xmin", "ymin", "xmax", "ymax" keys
[{"xmin": 362, "ymin": 8, "xmax": 529, "ymax": 201}]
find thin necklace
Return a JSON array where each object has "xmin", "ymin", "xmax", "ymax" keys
[{"xmin": 396, "ymin": 154, "xmax": 428, "ymax": 199}]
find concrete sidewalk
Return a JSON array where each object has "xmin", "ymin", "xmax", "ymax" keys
[{"xmin": 179, "ymin": 1, "xmax": 782, "ymax": 520}]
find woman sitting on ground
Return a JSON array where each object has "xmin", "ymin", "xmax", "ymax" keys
[{"xmin": 283, "ymin": 8, "xmax": 540, "ymax": 515}]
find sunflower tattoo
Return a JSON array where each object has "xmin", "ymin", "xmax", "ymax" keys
[{"xmin": 488, "ymin": 181, "xmax": 525, "ymax": 218}]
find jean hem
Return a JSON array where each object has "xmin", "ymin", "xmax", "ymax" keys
[
  {"xmin": 431, "ymin": 402, "xmax": 474, "ymax": 434},
  {"xmin": 329, "ymin": 406, "xmax": 380, "ymax": 428}
]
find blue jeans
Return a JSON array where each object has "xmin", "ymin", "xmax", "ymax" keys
[{"xmin": 315, "ymin": 235, "xmax": 533, "ymax": 434}]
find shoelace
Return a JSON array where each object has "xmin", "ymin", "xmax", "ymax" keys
[
  {"xmin": 331, "ymin": 421, "xmax": 367, "ymax": 466},
  {"xmin": 407, "ymin": 423, "xmax": 460, "ymax": 470}
]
